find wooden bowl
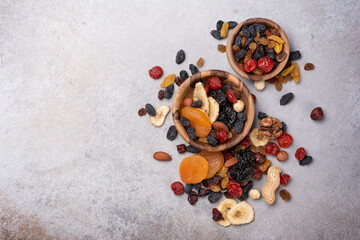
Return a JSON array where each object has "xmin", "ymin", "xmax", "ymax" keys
[
  {"xmin": 172, "ymin": 70, "xmax": 255, "ymax": 152},
  {"xmin": 226, "ymin": 18, "xmax": 290, "ymax": 81}
]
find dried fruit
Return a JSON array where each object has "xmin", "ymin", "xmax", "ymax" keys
[
  {"xmin": 259, "ymin": 37, "xmax": 270, "ymax": 45},
  {"xmin": 177, "ymin": 144, "xmax": 186, "ymax": 154},
  {"xmin": 265, "ymin": 142, "xmax": 280, "ymax": 156},
  {"xmin": 212, "ymin": 208, "xmax": 224, "ymax": 221},
  {"xmin": 149, "ymin": 66, "xmax": 163, "ymax": 79},
  {"xmin": 153, "ymin": 151, "xmax": 172, "ymax": 161},
  {"xmin": 257, "ymin": 56, "xmax": 274, "ymax": 73},
  {"xmin": 276, "ymin": 52, "xmax": 287, "ymax": 62},
  {"xmin": 179, "ymin": 155, "xmax": 209, "ymax": 184},
  {"xmin": 197, "ymin": 151, "xmax": 224, "ymax": 179},
  {"xmin": 191, "ymin": 100, "xmax": 202, "ymax": 108},
  {"xmin": 164, "ymin": 84, "xmax": 174, "ymax": 99},
  {"xmin": 310, "ymin": 107, "xmax": 324, "ymax": 120},
  {"xmin": 210, "ymin": 185, "xmax": 221, "ymax": 192},
  {"xmin": 273, "ymin": 41, "xmax": 283, "ymax": 54},
  {"xmin": 228, "ymin": 21, "xmax": 238, "ymax": 29},
  {"xmin": 166, "ymin": 125, "xmax": 178, "ymax": 141},
  {"xmin": 208, "ymin": 97, "xmax": 220, "ymax": 124},
  {"xmin": 279, "ymin": 189, "xmax": 291, "ymax": 201},
  {"xmin": 275, "ymin": 81, "xmax": 282, "ymax": 91},
  {"xmin": 181, "ymin": 107, "xmax": 212, "ymax": 138},
  {"xmin": 183, "ymin": 97, "xmax": 193, "ymax": 107},
  {"xmin": 138, "ymin": 108, "xmax": 146, "ymax": 116},
  {"xmin": 174, "ymin": 76, "xmax": 183, "ymax": 87},
  {"xmin": 208, "ymin": 77, "xmax": 222, "ymax": 90},
  {"xmin": 249, "ymin": 42, "xmax": 257, "ymax": 50},
  {"xmin": 258, "ymin": 146, "xmax": 266, "ymax": 155},
  {"xmin": 227, "ymin": 180, "xmax": 242, "ymax": 197},
  {"xmin": 281, "ymin": 121, "xmax": 287, "ymax": 133},
  {"xmin": 208, "ymin": 192, "xmax": 223, "ymax": 203},
  {"xmin": 160, "ymin": 74, "xmax": 175, "ymax": 88},
  {"xmin": 304, "ymin": 63, "xmax": 315, "ymax": 70},
  {"xmin": 189, "ymin": 64, "xmax": 199, "ymax": 75},
  {"xmin": 264, "ymin": 29, "xmax": 272, "ymax": 36},
  {"xmin": 179, "ymin": 70, "xmax": 189, "ymax": 81},
  {"xmin": 158, "ymin": 90, "xmax": 165, "ymax": 100},
  {"xmin": 299, "ymin": 156, "xmax": 313, "ymax": 166},
  {"xmin": 291, "ymin": 62, "xmax": 300, "ymax": 83},
  {"xmin": 186, "ymin": 145, "xmax": 201, "ymax": 153},
  {"xmin": 145, "ymin": 103, "xmax": 156, "ymax": 116},
  {"xmin": 230, "ymin": 149, "xmax": 255, "ymax": 183},
  {"xmin": 259, "ymin": 160, "xmax": 271, "ymax": 173},
  {"xmin": 171, "ymin": 181, "xmax": 184, "ymax": 195},
  {"xmin": 227, "ymin": 201, "xmax": 255, "ymax": 225},
  {"xmin": 221, "ymin": 177, "xmax": 230, "ymax": 189},
  {"xmin": 232, "ymin": 45, "xmax": 240, "ymax": 54},
  {"xmin": 281, "ymin": 63, "xmax": 296, "ymax": 77},
  {"xmin": 217, "ymin": 130, "xmax": 228, "ymax": 143},
  {"xmin": 289, "ymin": 51, "xmax": 301, "ymax": 61},
  {"xmin": 267, "ymin": 41, "xmax": 275, "ymax": 49},
  {"xmin": 277, "ymin": 132, "xmax": 293, "ymax": 148},
  {"xmin": 210, "ymin": 30, "xmax": 222, "ymax": 40},
  {"xmin": 186, "ymin": 127, "xmax": 196, "ymax": 140},
  {"xmin": 254, "ymin": 153, "xmax": 266, "ymax": 164},
  {"xmin": 198, "ymin": 187, "xmax": 211, "ymax": 197},
  {"xmin": 253, "ymin": 168, "xmax": 262, "ymax": 180},
  {"xmin": 217, "ymin": 44, "xmax": 226, "ymax": 53},
  {"xmin": 277, "ymin": 150, "xmax": 288, "ymax": 162},
  {"xmin": 197, "ymin": 58, "xmax": 204, "ymax": 67},
  {"xmin": 235, "ymin": 49, "xmax": 247, "ymax": 62},
  {"xmin": 243, "ymin": 59, "xmax": 257, "ymax": 72},
  {"xmin": 184, "ymin": 184, "xmax": 193, "ymax": 194},
  {"xmin": 280, "ymin": 174, "xmax": 290, "ymax": 186},
  {"xmin": 216, "ymin": 20, "xmax": 224, "ymax": 31},
  {"xmin": 295, "ymin": 147, "xmax": 306, "ymax": 161},
  {"xmin": 267, "ymin": 35, "xmax": 284, "ymax": 44},
  {"xmin": 258, "ymin": 111, "xmax": 268, "ymax": 120},
  {"xmin": 220, "ymin": 22, "xmax": 229, "ymax": 38},
  {"xmin": 262, "ymin": 166, "xmax": 281, "ymax": 205},
  {"xmin": 226, "ymin": 89, "xmax": 237, "ymax": 103},
  {"xmin": 175, "ymin": 49, "xmax": 185, "ymax": 64},
  {"xmin": 280, "ymin": 92, "xmax": 294, "ymax": 105},
  {"xmin": 188, "ymin": 191, "xmax": 198, "ymax": 205},
  {"xmin": 180, "ymin": 116, "xmax": 190, "ymax": 128},
  {"xmin": 234, "ymin": 120, "xmax": 244, "ymax": 133},
  {"xmin": 240, "ymin": 137, "xmax": 251, "ymax": 148},
  {"xmin": 213, "ymin": 121, "xmax": 229, "ymax": 133},
  {"xmin": 202, "ymin": 175, "xmax": 222, "ymax": 187},
  {"xmin": 149, "ymin": 105, "xmax": 171, "ymax": 127}
]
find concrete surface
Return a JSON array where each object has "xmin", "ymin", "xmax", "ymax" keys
[{"xmin": 0, "ymin": 0, "xmax": 359, "ymax": 239}]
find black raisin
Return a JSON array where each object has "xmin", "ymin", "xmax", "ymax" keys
[
  {"xmin": 145, "ymin": 103, "xmax": 156, "ymax": 116},
  {"xmin": 187, "ymin": 127, "xmax": 196, "ymax": 140},
  {"xmin": 188, "ymin": 191, "xmax": 198, "ymax": 205},
  {"xmin": 289, "ymin": 51, "xmax": 301, "ymax": 61},
  {"xmin": 234, "ymin": 120, "xmax": 244, "ymax": 133},
  {"xmin": 206, "ymin": 135, "xmax": 218, "ymax": 146},
  {"xmin": 280, "ymin": 92, "xmax": 294, "ymax": 105},
  {"xmin": 237, "ymin": 112, "xmax": 247, "ymax": 122},
  {"xmin": 212, "ymin": 208, "xmax": 224, "ymax": 221},
  {"xmin": 259, "ymin": 45, "xmax": 265, "ymax": 56},
  {"xmin": 202, "ymin": 176, "xmax": 222, "ymax": 187},
  {"xmin": 175, "ymin": 49, "xmax": 185, "ymax": 64},
  {"xmin": 210, "ymin": 30, "xmax": 222, "ymax": 40},
  {"xmin": 184, "ymin": 184, "xmax": 193, "ymax": 194},
  {"xmin": 241, "ymin": 181, "xmax": 253, "ymax": 194},
  {"xmin": 179, "ymin": 70, "xmax": 189, "ymax": 82},
  {"xmin": 198, "ymin": 188, "xmax": 211, "ymax": 197},
  {"xmin": 193, "ymin": 183, "xmax": 201, "ymax": 191},
  {"xmin": 241, "ymin": 26, "xmax": 251, "ymax": 38},
  {"xmin": 186, "ymin": 145, "xmax": 200, "ymax": 153},
  {"xmin": 216, "ymin": 20, "xmax": 224, "ymax": 31},
  {"xmin": 228, "ymin": 21, "xmax": 238, "ymax": 29},
  {"xmin": 237, "ymin": 192, "xmax": 249, "ymax": 201},
  {"xmin": 164, "ymin": 84, "xmax": 174, "ymax": 99},
  {"xmin": 253, "ymin": 23, "xmax": 266, "ymax": 33},
  {"xmin": 253, "ymin": 52, "xmax": 261, "ymax": 60},
  {"xmin": 281, "ymin": 121, "xmax": 287, "ymax": 132},
  {"xmin": 174, "ymin": 76, "xmax": 183, "ymax": 86},
  {"xmin": 209, "ymin": 89, "xmax": 227, "ymax": 105},
  {"xmin": 191, "ymin": 100, "xmax": 202, "ymax": 108},
  {"xmin": 208, "ymin": 192, "xmax": 223, "ymax": 203},
  {"xmin": 189, "ymin": 64, "xmax": 199, "ymax": 75},
  {"xmin": 224, "ymin": 84, "xmax": 232, "ymax": 91},
  {"xmin": 244, "ymin": 37, "xmax": 253, "ymax": 49},
  {"xmin": 235, "ymin": 49, "xmax": 247, "ymax": 62},
  {"xmin": 234, "ymin": 35, "xmax": 242, "ymax": 46},
  {"xmin": 258, "ymin": 111, "xmax": 268, "ymax": 120},
  {"xmin": 299, "ymin": 156, "xmax": 312, "ymax": 166},
  {"xmin": 180, "ymin": 116, "xmax": 190, "ymax": 128},
  {"xmin": 248, "ymin": 25, "xmax": 256, "ymax": 37},
  {"xmin": 166, "ymin": 125, "xmax": 178, "ymax": 141}
]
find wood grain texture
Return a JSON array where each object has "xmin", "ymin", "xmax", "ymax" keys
[
  {"xmin": 172, "ymin": 70, "xmax": 254, "ymax": 152},
  {"xmin": 226, "ymin": 18, "xmax": 290, "ymax": 81}
]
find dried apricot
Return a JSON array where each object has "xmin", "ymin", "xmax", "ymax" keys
[
  {"xmin": 160, "ymin": 74, "xmax": 175, "ymax": 88},
  {"xmin": 181, "ymin": 107, "xmax": 212, "ymax": 138},
  {"xmin": 179, "ymin": 155, "xmax": 209, "ymax": 184},
  {"xmin": 197, "ymin": 151, "xmax": 224, "ymax": 179}
]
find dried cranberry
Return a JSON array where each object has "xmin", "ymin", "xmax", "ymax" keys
[
  {"xmin": 277, "ymin": 132, "xmax": 293, "ymax": 148},
  {"xmin": 212, "ymin": 208, "xmax": 224, "ymax": 221},
  {"xmin": 265, "ymin": 142, "xmax": 280, "ymax": 156},
  {"xmin": 310, "ymin": 107, "xmax": 324, "ymax": 120},
  {"xmin": 280, "ymin": 174, "xmax": 290, "ymax": 186},
  {"xmin": 227, "ymin": 180, "xmax": 242, "ymax": 197},
  {"xmin": 295, "ymin": 147, "xmax": 306, "ymax": 161},
  {"xmin": 204, "ymin": 85, "xmax": 210, "ymax": 96},
  {"xmin": 149, "ymin": 66, "xmax": 163, "ymax": 79},
  {"xmin": 176, "ymin": 144, "xmax": 186, "ymax": 154},
  {"xmin": 243, "ymin": 59, "xmax": 257, "ymax": 72},
  {"xmin": 208, "ymin": 77, "xmax": 222, "ymax": 90},
  {"xmin": 171, "ymin": 181, "xmax": 184, "ymax": 195},
  {"xmin": 257, "ymin": 56, "xmax": 274, "ymax": 73},
  {"xmin": 240, "ymin": 138, "xmax": 251, "ymax": 148},
  {"xmin": 188, "ymin": 191, "xmax": 198, "ymax": 205},
  {"xmin": 224, "ymin": 151, "xmax": 235, "ymax": 160},
  {"xmin": 223, "ymin": 191, "xmax": 233, "ymax": 198},
  {"xmin": 253, "ymin": 168, "xmax": 262, "ymax": 180},
  {"xmin": 217, "ymin": 130, "xmax": 227, "ymax": 143},
  {"xmin": 226, "ymin": 89, "xmax": 237, "ymax": 103}
]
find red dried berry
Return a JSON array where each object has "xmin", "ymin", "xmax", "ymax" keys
[
  {"xmin": 227, "ymin": 180, "xmax": 242, "ymax": 197},
  {"xmin": 226, "ymin": 89, "xmax": 237, "ymax": 103},
  {"xmin": 223, "ymin": 191, "xmax": 233, "ymax": 198},
  {"xmin": 171, "ymin": 181, "xmax": 184, "ymax": 195},
  {"xmin": 240, "ymin": 138, "xmax": 251, "ymax": 148},
  {"xmin": 265, "ymin": 142, "xmax": 280, "ymax": 156},
  {"xmin": 187, "ymin": 191, "xmax": 198, "ymax": 205},
  {"xmin": 257, "ymin": 56, "xmax": 274, "ymax": 73},
  {"xmin": 174, "ymin": 76, "xmax": 183, "ymax": 86},
  {"xmin": 280, "ymin": 174, "xmax": 290, "ymax": 186},
  {"xmin": 208, "ymin": 76, "xmax": 222, "ymax": 90},
  {"xmin": 177, "ymin": 144, "xmax": 186, "ymax": 154},
  {"xmin": 212, "ymin": 208, "xmax": 224, "ymax": 221},
  {"xmin": 243, "ymin": 59, "xmax": 257, "ymax": 72},
  {"xmin": 149, "ymin": 66, "xmax": 163, "ymax": 79},
  {"xmin": 295, "ymin": 147, "xmax": 306, "ymax": 161},
  {"xmin": 224, "ymin": 151, "xmax": 235, "ymax": 160},
  {"xmin": 204, "ymin": 85, "xmax": 210, "ymax": 96},
  {"xmin": 217, "ymin": 130, "xmax": 227, "ymax": 143},
  {"xmin": 277, "ymin": 132, "xmax": 293, "ymax": 148},
  {"xmin": 253, "ymin": 168, "xmax": 262, "ymax": 180}
]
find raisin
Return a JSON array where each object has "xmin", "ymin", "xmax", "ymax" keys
[
  {"xmin": 304, "ymin": 63, "xmax": 315, "ymax": 71},
  {"xmin": 277, "ymin": 132, "xmax": 293, "ymax": 148},
  {"xmin": 217, "ymin": 44, "xmax": 226, "ymax": 53},
  {"xmin": 177, "ymin": 144, "xmax": 186, "ymax": 154},
  {"xmin": 265, "ymin": 142, "xmax": 280, "ymax": 156},
  {"xmin": 186, "ymin": 145, "xmax": 200, "ymax": 153},
  {"xmin": 198, "ymin": 187, "xmax": 211, "ymax": 197},
  {"xmin": 248, "ymin": 25, "xmax": 256, "ymax": 37},
  {"xmin": 202, "ymin": 175, "xmax": 222, "ymax": 187},
  {"xmin": 232, "ymin": 45, "xmax": 240, "ymax": 54},
  {"xmin": 174, "ymin": 76, "xmax": 183, "ymax": 86},
  {"xmin": 187, "ymin": 127, "xmax": 196, "ymax": 140},
  {"xmin": 275, "ymin": 81, "xmax": 282, "ymax": 91},
  {"xmin": 234, "ymin": 35, "xmax": 242, "ymax": 46},
  {"xmin": 224, "ymin": 84, "xmax": 232, "ymax": 92},
  {"xmin": 253, "ymin": 168, "xmax": 262, "ymax": 180},
  {"xmin": 228, "ymin": 21, "xmax": 238, "ymax": 29},
  {"xmin": 220, "ymin": 22, "xmax": 229, "ymax": 38},
  {"xmin": 227, "ymin": 180, "xmax": 242, "ymax": 197},
  {"xmin": 234, "ymin": 120, "xmax": 244, "ymax": 133},
  {"xmin": 145, "ymin": 103, "xmax": 156, "ymax": 116},
  {"xmin": 241, "ymin": 181, "xmax": 253, "ymax": 195},
  {"xmin": 210, "ymin": 30, "xmax": 222, "ymax": 40},
  {"xmin": 280, "ymin": 92, "xmax": 294, "ymax": 105},
  {"xmin": 158, "ymin": 90, "xmax": 165, "ymax": 100},
  {"xmin": 184, "ymin": 184, "xmax": 193, "ymax": 194},
  {"xmin": 299, "ymin": 156, "xmax": 312, "ymax": 166},
  {"xmin": 254, "ymin": 153, "xmax": 265, "ymax": 164},
  {"xmin": 244, "ymin": 37, "xmax": 254, "ymax": 49},
  {"xmin": 279, "ymin": 189, "xmax": 291, "ymax": 201},
  {"xmin": 189, "ymin": 64, "xmax": 199, "ymax": 75},
  {"xmin": 276, "ymin": 52, "xmax": 287, "ymax": 62},
  {"xmin": 179, "ymin": 70, "xmax": 189, "ymax": 81},
  {"xmin": 280, "ymin": 174, "xmax": 290, "ymax": 186},
  {"xmin": 175, "ymin": 49, "xmax": 185, "ymax": 64},
  {"xmin": 191, "ymin": 100, "xmax": 202, "ymax": 108},
  {"xmin": 188, "ymin": 191, "xmax": 198, "ymax": 205},
  {"xmin": 249, "ymin": 42, "xmax": 257, "ymax": 50},
  {"xmin": 281, "ymin": 121, "xmax": 287, "ymax": 132},
  {"xmin": 193, "ymin": 183, "xmax": 201, "ymax": 191},
  {"xmin": 166, "ymin": 125, "xmax": 178, "ymax": 141},
  {"xmin": 209, "ymin": 89, "xmax": 227, "ymax": 105},
  {"xmin": 237, "ymin": 112, "xmax": 247, "ymax": 122},
  {"xmin": 138, "ymin": 108, "xmax": 146, "ymax": 116},
  {"xmin": 212, "ymin": 208, "xmax": 224, "ymax": 221},
  {"xmin": 180, "ymin": 116, "xmax": 190, "ymax": 128},
  {"xmin": 206, "ymin": 135, "xmax": 218, "ymax": 146},
  {"xmin": 216, "ymin": 20, "xmax": 224, "ymax": 31},
  {"xmin": 171, "ymin": 181, "xmax": 184, "ymax": 195},
  {"xmin": 235, "ymin": 49, "xmax": 247, "ymax": 62},
  {"xmin": 242, "ymin": 26, "xmax": 250, "ymax": 37},
  {"xmin": 197, "ymin": 58, "xmax": 204, "ymax": 67},
  {"xmin": 310, "ymin": 107, "xmax": 324, "ymax": 120},
  {"xmin": 295, "ymin": 147, "xmax": 306, "ymax": 161},
  {"xmin": 164, "ymin": 84, "xmax": 174, "ymax": 99},
  {"xmin": 253, "ymin": 23, "xmax": 266, "ymax": 33},
  {"xmin": 223, "ymin": 191, "xmax": 233, "ymax": 198},
  {"xmin": 208, "ymin": 192, "xmax": 223, "ymax": 203},
  {"xmin": 258, "ymin": 111, "xmax": 268, "ymax": 120},
  {"xmin": 149, "ymin": 66, "xmax": 163, "ymax": 79},
  {"xmin": 237, "ymin": 192, "xmax": 249, "ymax": 201},
  {"xmin": 289, "ymin": 51, "xmax": 301, "ymax": 61},
  {"xmin": 253, "ymin": 52, "xmax": 261, "ymax": 60}
]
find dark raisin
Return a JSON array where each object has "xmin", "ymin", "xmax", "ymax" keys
[
  {"xmin": 179, "ymin": 70, "xmax": 189, "ymax": 81},
  {"xmin": 164, "ymin": 84, "xmax": 174, "ymax": 99},
  {"xmin": 174, "ymin": 76, "xmax": 183, "ymax": 86},
  {"xmin": 216, "ymin": 20, "xmax": 224, "ymax": 31},
  {"xmin": 234, "ymin": 120, "xmax": 244, "ymax": 133},
  {"xmin": 138, "ymin": 108, "xmax": 146, "ymax": 116},
  {"xmin": 234, "ymin": 35, "xmax": 242, "ymax": 46},
  {"xmin": 175, "ymin": 49, "xmax": 185, "ymax": 64},
  {"xmin": 253, "ymin": 23, "xmax": 266, "ymax": 33},
  {"xmin": 223, "ymin": 191, "xmax": 233, "ymax": 198},
  {"xmin": 202, "ymin": 175, "xmax": 222, "ymax": 187},
  {"xmin": 209, "ymin": 89, "xmax": 227, "ymax": 105},
  {"xmin": 235, "ymin": 49, "xmax": 247, "ymax": 62},
  {"xmin": 208, "ymin": 192, "xmax": 223, "ymax": 203},
  {"xmin": 244, "ymin": 37, "xmax": 254, "ymax": 49},
  {"xmin": 241, "ymin": 181, "xmax": 253, "ymax": 194},
  {"xmin": 289, "ymin": 51, "xmax": 301, "ymax": 61},
  {"xmin": 206, "ymin": 135, "xmax": 218, "ymax": 146},
  {"xmin": 259, "ymin": 45, "xmax": 265, "ymax": 56},
  {"xmin": 281, "ymin": 121, "xmax": 287, "ymax": 132},
  {"xmin": 184, "ymin": 184, "xmax": 193, "ymax": 194},
  {"xmin": 280, "ymin": 92, "xmax": 294, "ymax": 105},
  {"xmin": 193, "ymin": 183, "xmax": 201, "ymax": 191},
  {"xmin": 177, "ymin": 144, "xmax": 186, "ymax": 154},
  {"xmin": 212, "ymin": 208, "xmax": 224, "ymax": 221},
  {"xmin": 189, "ymin": 64, "xmax": 199, "ymax": 75},
  {"xmin": 187, "ymin": 127, "xmax": 196, "ymax": 140},
  {"xmin": 253, "ymin": 52, "xmax": 261, "ymax": 60},
  {"xmin": 198, "ymin": 187, "xmax": 211, "ymax": 197},
  {"xmin": 237, "ymin": 112, "xmax": 247, "ymax": 122},
  {"xmin": 166, "ymin": 125, "xmax": 178, "ymax": 141},
  {"xmin": 267, "ymin": 50, "xmax": 275, "ymax": 61},
  {"xmin": 145, "ymin": 104, "xmax": 156, "ymax": 116},
  {"xmin": 188, "ymin": 191, "xmax": 198, "ymax": 205},
  {"xmin": 228, "ymin": 21, "xmax": 238, "ymax": 29},
  {"xmin": 180, "ymin": 116, "xmax": 190, "ymax": 128},
  {"xmin": 186, "ymin": 145, "xmax": 200, "ymax": 153},
  {"xmin": 158, "ymin": 90, "xmax": 165, "ymax": 100},
  {"xmin": 224, "ymin": 84, "xmax": 232, "ymax": 91},
  {"xmin": 299, "ymin": 156, "xmax": 312, "ymax": 166},
  {"xmin": 258, "ymin": 111, "xmax": 268, "ymax": 120},
  {"xmin": 248, "ymin": 25, "xmax": 256, "ymax": 37},
  {"xmin": 237, "ymin": 192, "xmax": 249, "ymax": 201},
  {"xmin": 210, "ymin": 30, "xmax": 222, "ymax": 40},
  {"xmin": 242, "ymin": 26, "xmax": 251, "ymax": 38},
  {"xmin": 191, "ymin": 100, "xmax": 202, "ymax": 108}
]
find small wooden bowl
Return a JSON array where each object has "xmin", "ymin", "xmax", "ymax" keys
[
  {"xmin": 172, "ymin": 70, "xmax": 255, "ymax": 152},
  {"xmin": 226, "ymin": 18, "xmax": 290, "ymax": 81}
]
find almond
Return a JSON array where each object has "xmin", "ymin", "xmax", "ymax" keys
[
  {"xmin": 153, "ymin": 151, "xmax": 172, "ymax": 161},
  {"xmin": 212, "ymin": 121, "xmax": 229, "ymax": 133},
  {"xmin": 224, "ymin": 157, "xmax": 238, "ymax": 167}
]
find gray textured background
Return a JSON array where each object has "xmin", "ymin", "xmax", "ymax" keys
[{"xmin": 0, "ymin": 0, "xmax": 360, "ymax": 239}]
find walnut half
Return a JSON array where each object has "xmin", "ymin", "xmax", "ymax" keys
[{"xmin": 258, "ymin": 117, "xmax": 283, "ymax": 140}]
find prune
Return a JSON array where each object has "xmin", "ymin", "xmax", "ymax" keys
[
  {"xmin": 242, "ymin": 26, "xmax": 251, "ymax": 37},
  {"xmin": 258, "ymin": 111, "xmax": 268, "ymax": 120},
  {"xmin": 187, "ymin": 127, "xmax": 196, "ymax": 140},
  {"xmin": 174, "ymin": 76, "xmax": 183, "ymax": 86},
  {"xmin": 180, "ymin": 116, "xmax": 190, "ymax": 128},
  {"xmin": 280, "ymin": 92, "xmax": 294, "ymax": 105},
  {"xmin": 138, "ymin": 108, "xmax": 146, "ymax": 116},
  {"xmin": 234, "ymin": 120, "xmax": 244, "ymax": 133},
  {"xmin": 158, "ymin": 90, "xmax": 165, "ymax": 100},
  {"xmin": 281, "ymin": 121, "xmax": 287, "ymax": 132},
  {"xmin": 189, "ymin": 64, "xmax": 199, "ymax": 75},
  {"xmin": 164, "ymin": 84, "xmax": 174, "ymax": 99},
  {"xmin": 179, "ymin": 70, "xmax": 189, "ymax": 81},
  {"xmin": 299, "ymin": 156, "xmax": 312, "ymax": 166},
  {"xmin": 216, "ymin": 20, "xmax": 224, "ymax": 31},
  {"xmin": 241, "ymin": 181, "xmax": 253, "ymax": 194},
  {"xmin": 191, "ymin": 100, "xmax": 202, "ymax": 108},
  {"xmin": 237, "ymin": 192, "xmax": 249, "ymax": 201},
  {"xmin": 177, "ymin": 144, "xmax": 186, "ymax": 154},
  {"xmin": 237, "ymin": 112, "xmax": 247, "ymax": 122},
  {"xmin": 166, "ymin": 125, "xmax": 178, "ymax": 141},
  {"xmin": 206, "ymin": 135, "xmax": 218, "ymax": 146},
  {"xmin": 209, "ymin": 89, "xmax": 227, "ymax": 105},
  {"xmin": 279, "ymin": 189, "xmax": 291, "ymax": 201},
  {"xmin": 171, "ymin": 181, "xmax": 184, "ymax": 195},
  {"xmin": 235, "ymin": 49, "xmax": 247, "ymax": 62},
  {"xmin": 184, "ymin": 184, "xmax": 193, "ymax": 194},
  {"xmin": 212, "ymin": 208, "xmax": 224, "ymax": 221},
  {"xmin": 310, "ymin": 107, "xmax": 324, "ymax": 120},
  {"xmin": 208, "ymin": 192, "xmax": 223, "ymax": 203},
  {"xmin": 145, "ymin": 103, "xmax": 156, "ymax": 116},
  {"xmin": 188, "ymin": 191, "xmax": 198, "ymax": 205},
  {"xmin": 186, "ymin": 145, "xmax": 200, "ymax": 153},
  {"xmin": 234, "ymin": 35, "xmax": 242, "ymax": 46},
  {"xmin": 175, "ymin": 49, "xmax": 185, "ymax": 64},
  {"xmin": 210, "ymin": 30, "xmax": 222, "ymax": 40},
  {"xmin": 289, "ymin": 51, "xmax": 301, "ymax": 61},
  {"xmin": 228, "ymin": 21, "xmax": 238, "ymax": 29},
  {"xmin": 253, "ymin": 23, "xmax": 266, "ymax": 33}
]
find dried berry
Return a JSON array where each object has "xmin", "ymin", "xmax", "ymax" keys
[
  {"xmin": 217, "ymin": 130, "xmax": 227, "ymax": 143},
  {"xmin": 279, "ymin": 189, "xmax": 291, "ymax": 201},
  {"xmin": 280, "ymin": 174, "xmax": 290, "ymax": 186},
  {"xmin": 198, "ymin": 187, "xmax": 211, "ymax": 197},
  {"xmin": 235, "ymin": 49, "xmax": 247, "ymax": 62},
  {"xmin": 299, "ymin": 156, "xmax": 312, "ymax": 166},
  {"xmin": 239, "ymin": 138, "xmax": 251, "ymax": 148},
  {"xmin": 202, "ymin": 175, "xmax": 222, "ymax": 187},
  {"xmin": 208, "ymin": 77, "xmax": 222, "ymax": 90},
  {"xmin": 166, "ymin": 125, "xmax": 178, "ymax": 141},
  {"xmin": 259, "ymin": 160, "xmax": 271, "ymax": 173},
  {"xmin": 188, "ymin": 191, "xmax": 198, "ymax": 205},
  {"xmin": 177, "ymin": 144, "xmax": 186, "ymax": 154},
  {"xmin": 186, "ymin": 145, "xmax": 200, "ymax": 153},
  {"xmin": 241, "ymin": 181, "xmax": 253, "ymax": 195},
  {"xmin": 191, "ymin": 100, "xmax": 202, "ymax": 108},
  {"xmin": 230, "ymin": 149, "xmax": 255, "ymax": 183},
  {"xmin": 217, "ymin": 44, "xmax": 226, "ymax": 53},
  {"xmin": 234, "ymin": 120, "xmax": 244, "ymax": 133},
  {"xmin": 226, "ymin": 89, "xmax": 237, "ymax": 103},
  {"xmin": 310, "ymin": 107, "xmax": 324, "ymax": 120},
  {"xmin": 180, "ymin": 116, "xmax": 190, "ymax": 128},
  {"xmin": 197, "ymin": 58, "xmax": 204, "ymax": 67},
  {"xmin": 164, "ymin": 84, "xmax": 174, "ymax": 99},
  {"xmin": 179, "ymin": 70, "xmax": 189, "ymax": 81},
  {"xmin": 243, "ymin": 59, "xmax": 257, "ymax": 72},
  {"xmin": 175, "ymin": 49, "xmax": 185, "ymax": 64},
  {"xmin": 228, "ymin": 21, "xmax": 238, "ymax": 29},
  {"xmin": 212, "ymin": 208, "xmax": 224, "ymax": 221},
  {"xmin": 304, "ymin": 63, "xmax": 315, "ymax": 70},
  {"xmin": 237, "ymin": 112, "xmax": 247, "ymax": 122},
  {"xmin": 258, "ymin": 111, "xmax": 268, "ymax": 120},
  {"xmin": 253, "ymin": 168, "xmax": 262, "ymax": 180},
  {"xmin": 216, "ymin": 20, "xmax": 224, "ymax": 31},
  {"xmin": 227, "ymin": 180, "xmax": 242, "ymax": 197},
  {"xmin": 237, "ymin": 192, "xmax": 249, "ymax": 201},
  {"xmin": 145, "ymin": 103, "xmax": 156, "ymax": 116},
  {"xmin": 249, "ymin": 42, "xmax": 257, "ymax": 50},
  {"xmin": 277, "ymin": 132, "xmax": 293, "ymax": 148},
  {"xmin": 265, "ymin": 142, "xmax": 280, "ymax": 156},
  {"xmin": 171, "ymin": 181, "xmax": 184, "ymax": 195},
  {"xmin": 138, "ymin": 108, "xmax": 146, "ymax": 116},
  {"xmin": 289, "ymin": 51, "xmax": 301, "ymax": 61},
  {"xmin": 220, "ymin": 22, "xmax": 229, "ymax": 38},
  {"xmin": 295, "ymin": 147, "xmax": 306, "ymax": 161},
  {"xmin": 187, "ymin": 127, "xmax": 196, "ymax": 140},
  {"xmin": 234, "ymin": 35, "xmax": 242, "ymax": 46},
  {"xmin": 254, "ymin": 153, "xmax": 265, "ymax": 164},
  {"xmin": 174, "ymin": 76, "xmax": 183, "ymax": 86},
  {"xmin": 281, "ymin": 121, "xmax": 287, "ymax": 132},
  {"xmin": 258, "ymin": 56, "xmax": 274, "ymax": 73},
  {"xmin": 208, "ymin": 192, "xmax": 223, "ymax": 203},
  {"xmin": 223, "ymin": 191, "xmax": 233, "ymax": 198},
  {"xmin": 204, "ymin": 85, "xmax": 210, "ymax": 96},
  {"xmin": 189, "ymin": 64, "xmax": 199, "ymax": 75},
  {"xmin": 158, "ymin": 90, "xmax": 165, "ymax": 100},
  {"xmin": 206, "ymin": 135, "xmax": 218, "ymax": 146},
  {"xmin": 193, "ymin": 183, "xmax": 201, "ymax": 191},
  {"xmin": 232, "ymin": 45, "xmax": 240, "ymax": 54},
  {"xmin": 210, "ymin": 30, "xmax": 222, "ymax": 40},
  {"xmin": 149, "ymin": 66, "xmax": 163, "ymax": 79},
  {"xmin": 280, "ymin": 92, "xmax": 294, "ymax": 105}
]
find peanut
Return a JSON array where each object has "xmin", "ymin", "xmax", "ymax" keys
[{"xmin": 261, "ymin": 166, "xmax": 281, "ymax": 205}]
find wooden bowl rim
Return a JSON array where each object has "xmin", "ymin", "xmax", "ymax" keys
[
  {"xmin": 172, "ymin": 69, "xmax": 255, "ymax": 152},
  {"xmin": 226, "ymin": 17, "xmax": 290, "ymax": 81}
]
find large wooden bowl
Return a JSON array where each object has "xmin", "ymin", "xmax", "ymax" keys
[
  {"xmin": 172, "ymin": 70, "xmax": 255, "ymax": 152},
  {"xmin": 226, "ymin": 18, "xmax": 290, "ymax": 81}
]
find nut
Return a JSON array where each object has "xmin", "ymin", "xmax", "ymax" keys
[
  {"xmin": 233, "ymin": 100, "xmax": 245, "ymax": 112},
  {"xmin": 254, "ymin": 80, "xmax": 265, "ymax": 91},
  {"xmin": 276, "ymin": 150, "xmax": 288, "ymax": 162},
  {"xmin": 183, "ymin": 97, "xmax": 193, "ymax": 107},
  {"xmin": 258, "ymin": 117, "xmax": 283, "ymax": 140},
  {"xmin": 261, "ymin": 166, "xmax": 281, "ymax": 205},
  {"xmin": 153, "ymin": 151, "xmax": 172, "ymax": 161},
  {"xmin": 224, "ymin": 157, "xmax": 238, "ymax": 167},
  {"xmin": 310, "ymin": 107, "xmax": 323, "ymax": 120},
  {"xmin": 249, "ymin": 189, "xmax": 261, "ymax": 199},
  {"xmin": 212, "ymin": 121, "xmax": 229, "ymax": 133}
]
